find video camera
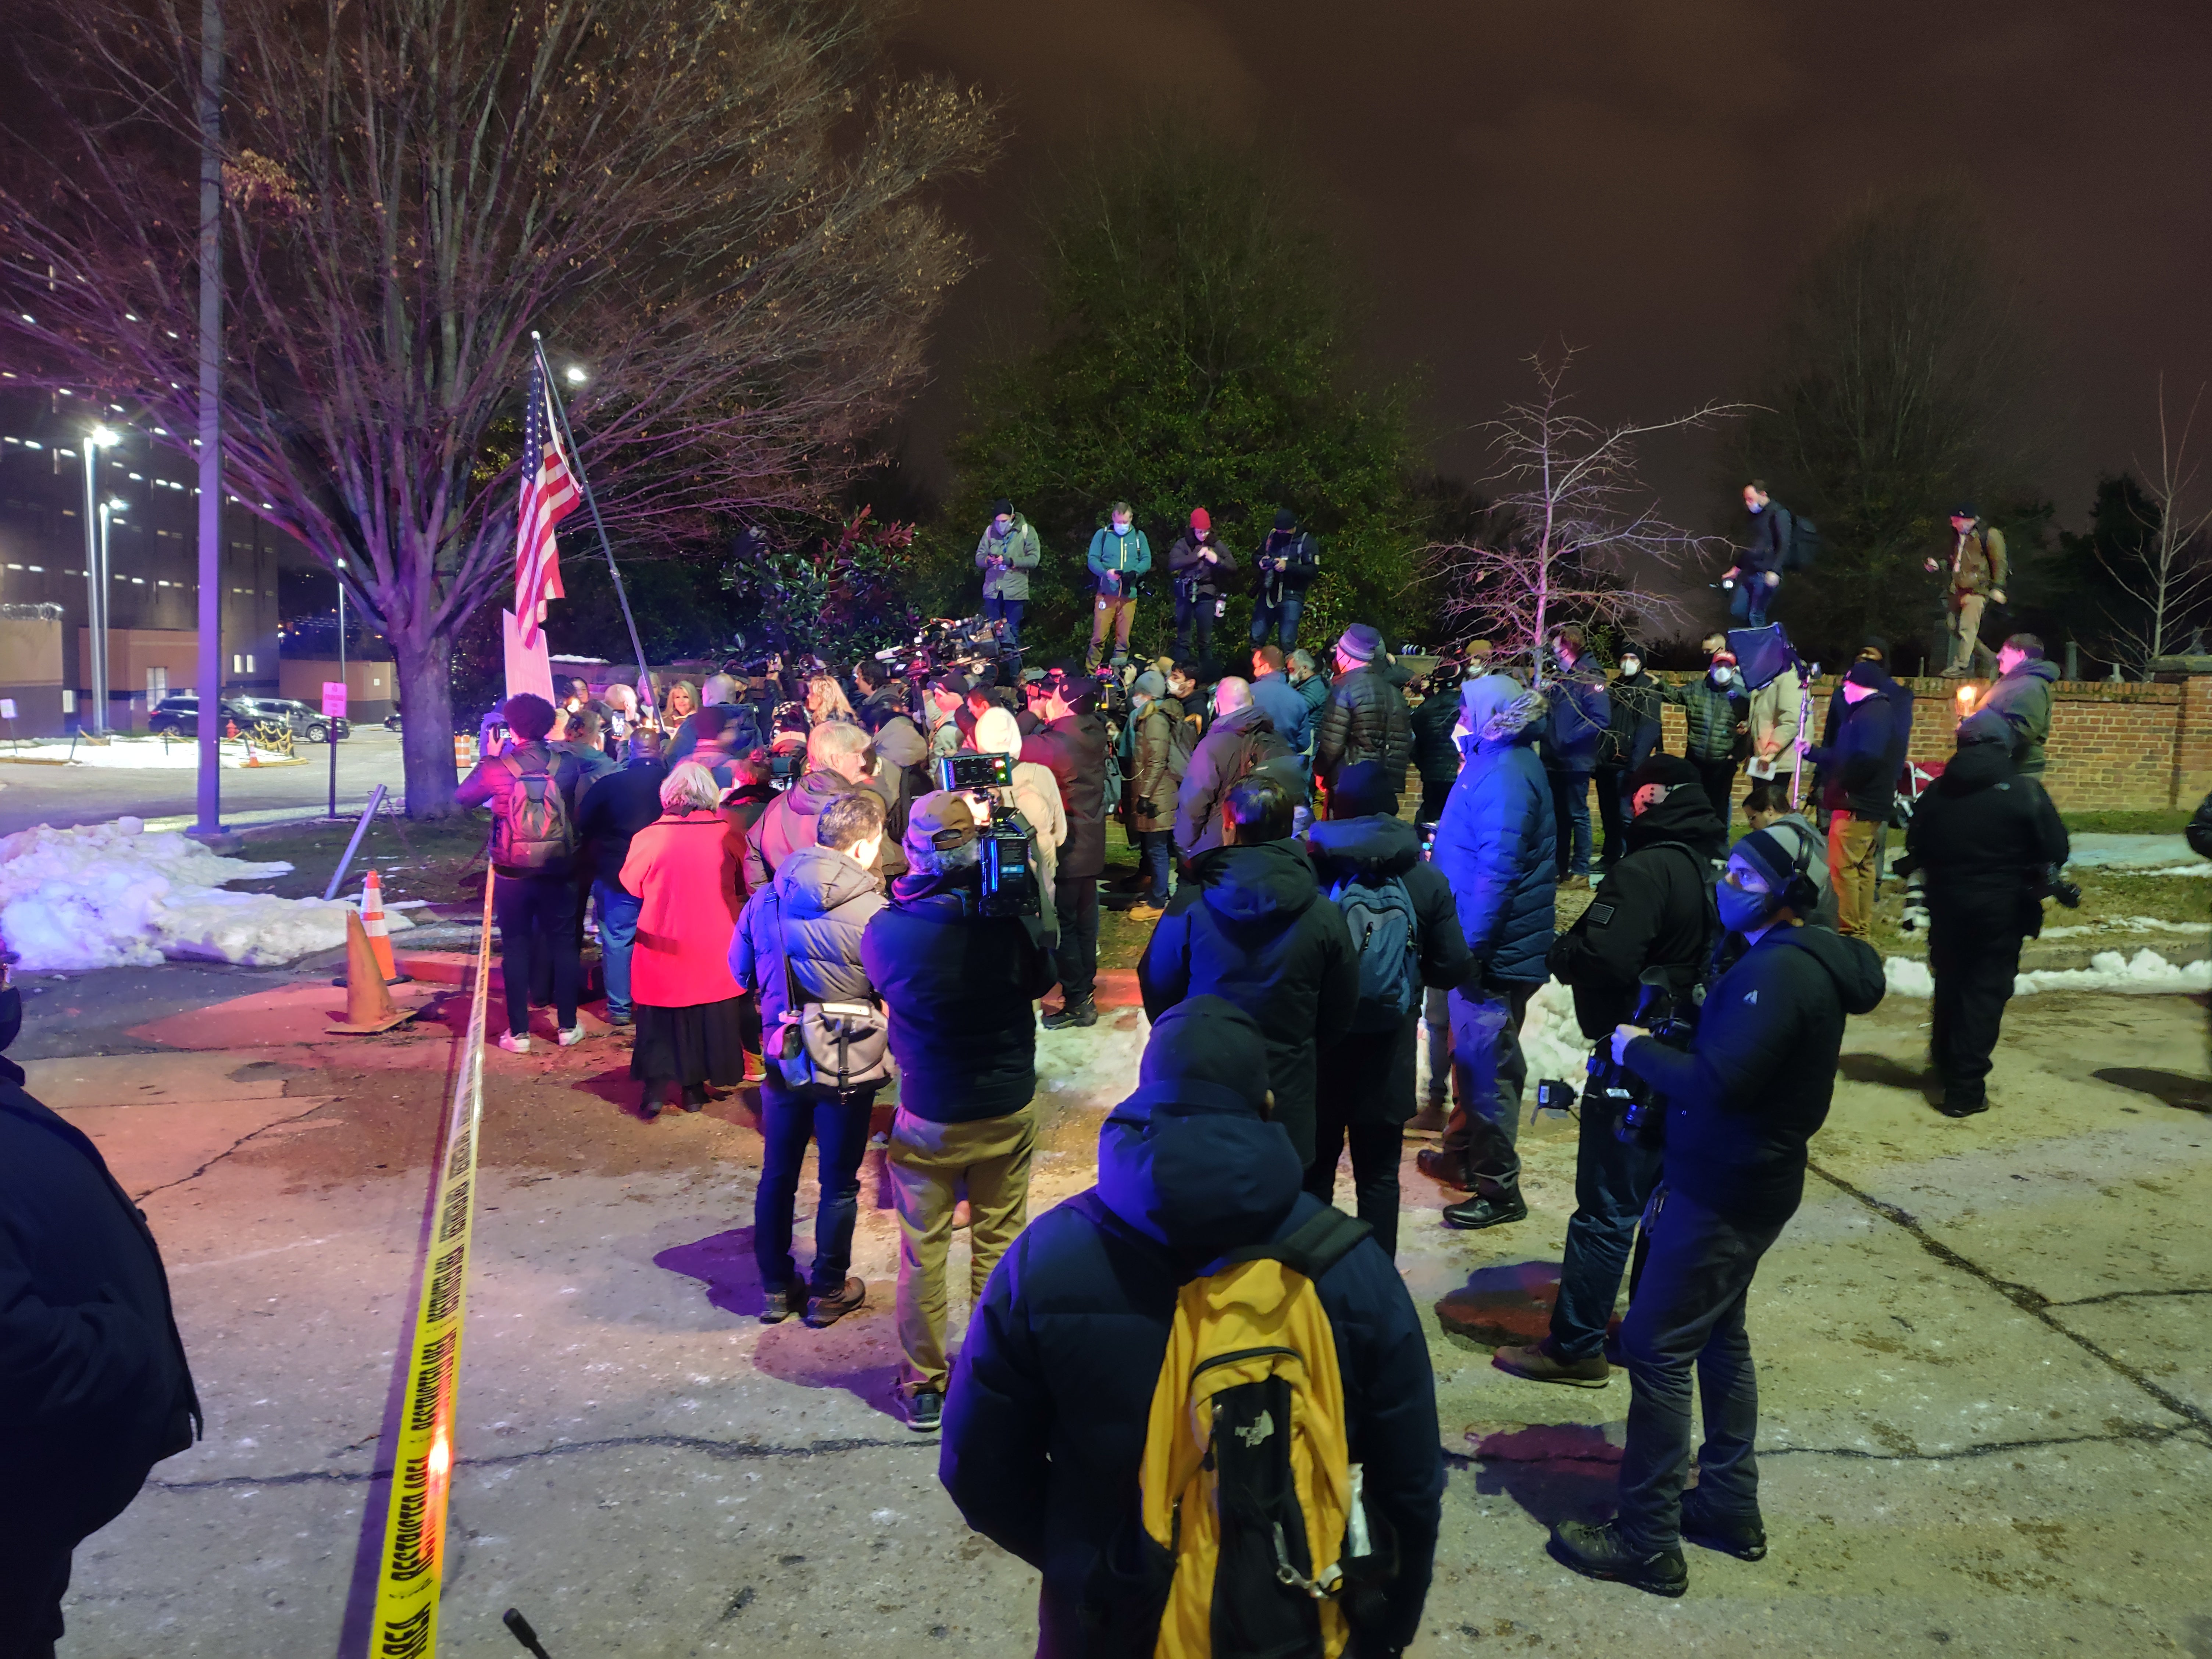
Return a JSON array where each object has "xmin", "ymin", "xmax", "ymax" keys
[
  {"xmin": 932, "ymin": 753, "xmax": 1041, "ymax": 918},
  {"xmin": 1587, "ymin": 969, "xmax": 1700, "ymax": 1150}
]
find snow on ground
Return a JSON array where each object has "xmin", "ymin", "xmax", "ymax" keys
[
  {"xmin": 0, "ymin": 736, "xmax": 304, "ymax": 770},
  {"xmin": 2062, "ymin": 833, "xmax": 2198, "ymax": 870},
  {"xmin": 1885, "ymin": 948, "xmax": 2211, "ymax": 999},
  {"xmin": 0, "ymin": 817, "xmax": 410, "ymax": 971},
  {"xmin": 2039, "ymin": 916, "xmax": 2208, "ymax": 939}
]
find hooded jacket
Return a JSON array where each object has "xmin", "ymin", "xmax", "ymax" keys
[
  {"xmin": 1251, "ymin": 528, "xmax": 1322, "ymax": 601},
  {"xmin": 1166, "ymin": 532, "xmax": 1238, "ymax": 600},
  {"xmin": 728, "ymin": 843, "xmax": 886, "ymax": 1031},
  {"xmin": 1312, "ymin": 663, "xmax": 1413, "ymax": 790},
  {"xmin": 1626, "ymin": 924, "xmax": 1885, "ymax": 1226},
  {"xmin": 1173, "ymin": 702, "xmax": 1296, "ymax": 862},
  {"xmin": 1747, "ymin": 664, "xmax": 1803, "ymax": 776},
  {"xmin": 1431, "ymin": 678, "xmax": 1557, "ymax": 984},
  {"xmin": 1546, "ymin": 785, "xmax": 1723, "ymax": 1038},
  {"xmin": 1086, "ymin": 524, "xmax": 1153, "ymax": 593},
  {"xmin": 1306, "ymin": 813, "xmax": 1476, "ymax": 1121},
  {"xmin": 1409, "ymin": 685, "xmax": 1464, "ymax": 785},
  {"xmin": 1249, "ymin": 669, "xmax": 1313, "ymax": 756},
  {"xmin": 1540, "ymin": 658, "xmax": 1611, "ymax": 775},
  {"xmin": 976, "ymin": 515, "xmax": 1042, "ymax": 602},
  {"xmin": 1600, "ymin": 669, "xmax": 1663, "ymax": 772},
  {"xmin": 869, "ymin": 709, "xmax": 934, "ymax": 881},
  {"xmin": 1975, "ymin": 657, "xmax": 2059, "ymax": 777},
  {"xmin": 1125, "ymin": 695, "xmax": 1184, "ymax": 835},
  {"xmin": 862, "ymin": 868, "xmax": 1059, "ymax": 1124},
  {"xmin": 1137, "ymin": 840, "xmax": 1359, "ymax": 1165},
  {"xmin": 939, "ymin": 1014, "xmax": 1443, "ymax": 1656},
  {"xmin": 1809, "ymin": 680, "xmax": 1897, "ymax": 818},
  {"xmin": 743, "ymin": 769, "xmax": 860, "ymax": 892},
  {"xmin": 1022, "ymin": 712, "xmax": 1111, "ymax": 882},
  {"xmin": 1904, "ymin": 737, "xmax": 2070, "ymax": 923}
]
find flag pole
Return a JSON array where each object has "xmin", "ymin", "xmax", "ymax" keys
[{"xmin": 532, "ymin": 333, "xmax": 653, "ymax": 709}]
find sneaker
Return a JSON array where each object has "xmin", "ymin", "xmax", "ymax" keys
[
  {"xmin": 1125, "ymin": 901, "xmax": 1165, "ymax": 923},
  {"xmin": 903, "ymin": 1389, "xmax": 943, "ymax": 1434},
  {"xmin": 607, "ymin": 1010, "xmax": 633, "ymax": 1028},
  {"xmin": 1415, "ymin": 1147, "xmax": 1474, "ymax": 1190},
  {"xmin": 556, "ymin": 1024, "xmax": 586, "ymax": 1047},
  {"xmin": 1549, "ymin": 1519, "xmax": 1687, "ymax": 1597},
  {"xmin": 1679, "ymin": 1488, "xmax": 1768, "ymax": 1561},
  {"xmin": 497, "ymin": 1031, "xmax": 532, "ymax": 1054},
  {"xmin": 1494, "ymin": 1337, "xmax": 1610, "ymax": 1389},
  {"xmin": 1442, "ymin": 1188, "xmax": 1528, "ymax": 1231},
  {"xmin": 804, "ymin": 1276, "xmax": 866, "ymax": 1328},
  {"xmin": 759, "ymin": 1283, "xmax": 800, "ymax": 1324},
  {"xmin": 1041, "ymin": 999, "xmax": 1098, "ymax": 1031},
  {"xmin": 741, "ymin": 1051, "xmax": 768, "ymax": 1084}
]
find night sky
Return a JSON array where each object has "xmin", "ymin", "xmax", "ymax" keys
[{"xmin": 890, "ymin": 0, "xmax": 2212, "ymax": 533}]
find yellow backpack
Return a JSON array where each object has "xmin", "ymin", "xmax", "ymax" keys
[{"xmin": 1127, "ymin": 1205, "xmax": 1378, "ymax": 1659}]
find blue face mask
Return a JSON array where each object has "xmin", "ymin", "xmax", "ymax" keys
[
  {"xmin": 1113, "ymin": 521, "xmax": 1130, "ymax": 536},
  {"xmin": 1716, "ymin": 879, "xmax": 1774, "ymax": 935},
  {"xmin": 1747, "ymin": 500, "xmax": 1765, "ymax": 513}
]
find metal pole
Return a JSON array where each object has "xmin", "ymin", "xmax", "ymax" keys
[
  {"xmin": 95, "ymin": 499, "xmax": 111, "ymax": 732},
  {"xmin": 330, "ymin": 564, "xmax": 344, "ymax": 817},
  {"xmin": 324, "ymin": 782, "xmax": 387, "ymax": 900},
  {"xmin": 533, "ymin": 335, "xmax": 650, "ymax": 699},
  {"xmin": 190, "ymin": 0, "xmax": 225, "ymax": 836},
  {"xmin": 81, "ymin": 436, "xmax": 99, "ymax": 732}
]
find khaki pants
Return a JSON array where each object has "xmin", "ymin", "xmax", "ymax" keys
[
  {"xmin": 888, "ymin": 1102, "xmax": 1037, "ymax": 1396},
  {"xmin": 1829, "ymin": 811, "xmax": 1881, "ymax": 937},
  {"xmin": 1947, "ymin": 591, "xmax": 1992, "ymax": 674},
  {"xmin": 1087, "ymin": 593, "xmax": 1139, "ymax": 668}
]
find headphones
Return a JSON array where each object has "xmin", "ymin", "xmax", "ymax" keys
[{"xmin": 1776, "ymin": 834, "xmax": 1821, "ymax": 918}]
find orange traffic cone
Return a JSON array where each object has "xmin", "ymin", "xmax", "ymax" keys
[
  {"xmin": 358, "ymin": 869, "xmax": 410, "ymax": 984},
  {"xmin": 327, "ymin": 910, "xmax": 418, "ymax": 1034}
]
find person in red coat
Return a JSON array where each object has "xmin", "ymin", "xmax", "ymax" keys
[{"xmin": 620, "ymin": 761, "xmax": 748, "ymax": 1118}]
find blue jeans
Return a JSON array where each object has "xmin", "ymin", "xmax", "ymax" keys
[
  {"xmin": 1549, "ymin": 769, "xmax": 1593, "ymax": 877},
  {"xmin": 983, "ymin": 594, "xmax": 1024, "ymax": 652},
  {"xmin": 1249, "ymin": 593, "xmax": 1305, "ymax": 650},
  {"xmin": 753, "ymin": 1068, "xmax": 879, "ymax": 1295},
  {"xmin": 1441, "ymin": 980, "xmax": 1532, "ymax": 1195},
  {"xmin": 592, "ymin": 880, "xmax": 642, "ymax": 1017},
  {"xmin": 1549, "ymin": 1047, "xmax": 1663, "ymax": 1359},
  {"xmin": 1136, "ymin": 829, "xmax": 1174, "ymax": 896},
  {"xmin": 1730, "ymin": 576, "xmax": 1777, "ymax": 627},
  {"xmin": 1615, "ymin": 1188, "xmax": 1785, "ymax": 1551}
]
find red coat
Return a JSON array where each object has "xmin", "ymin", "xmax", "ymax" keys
[{"xmin": 618, "ymin": 811, "xmax": 745, "ymax": 1009}]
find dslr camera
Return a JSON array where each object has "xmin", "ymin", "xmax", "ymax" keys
[
  {"xmin": 933, "ymin": 753, "xmax": 1041, "ymax": 919},
  {"xmin": 2030, "ymin": 863, "xmax": 2082, "ymax": 909},
  {"xmin": 1587, "ymin": 970, "xmax": 1699, "ymax": 1150}
]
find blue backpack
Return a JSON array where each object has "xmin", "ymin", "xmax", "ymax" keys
[{"xmin": 1330, "ymin": 873, "xmax": 1421, "ymax": 1033}]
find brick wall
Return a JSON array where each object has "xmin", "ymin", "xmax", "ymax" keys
[{"xmin": 1652, "ymin": 673, "xmax": 2212, "ymax": 812}]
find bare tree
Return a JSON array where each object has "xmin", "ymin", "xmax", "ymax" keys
[
  {"xmin": 1427, "ymin": 349, "xmax": 1741, "ymax": 679},
  {"xmin": 2099, "ymin": 378, "xmax": 2212, "ymax": 674},
  {"xmin": 0, "ymin": 0, "xmax": 995, "ymax": 811}
]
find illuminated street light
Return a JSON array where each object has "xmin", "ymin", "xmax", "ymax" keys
[
  {"xmin": 564, "ymin": 364, "xmax": 588, "ymax": 385},
  {"xmin": 81, "ymin": 426, "xmax": 121, "ymax": 733}
]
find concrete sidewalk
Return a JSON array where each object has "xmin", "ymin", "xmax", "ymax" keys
[{"xmin": 25, "ymin": 966, "xmax": 2212, "ymax": 1657}]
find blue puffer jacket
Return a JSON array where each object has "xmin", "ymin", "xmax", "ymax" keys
[
  {"xmin": 1431, "ymin": 675, "xmax": 1557, "ymax": 984},
  {"xmin": 939, "ymin": 1071, "xmax": 1443, "ymax": 1655}
]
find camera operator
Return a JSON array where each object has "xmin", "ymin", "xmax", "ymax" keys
[
  {"xmin": 861, "ymin": 792, "xmax": 1059, "ymax": 1433},
  {"xmin": 1494, "ymin": 754, "xmax": 1722, "ymax": 1390},
  {"xmin": 1904, "ymin": 710, "xmax": 2070, "ymax": 1118},
  {"xmin": 970, "ymin": 706, "xmax": 1066, "ymax": 942},
  {"xmin": 975, "ymin": 499, "xmax": 1041, "ymax": 672},
  {"xmin": 853, "ymin": 656, "xmax": 911, "ymax": 728},
  {"xmin": 1021, "ymin": 664, "xmax": 1111, "ymax": 1030},
  {"xmin": 1550, "ymin": 829, "xmax": 1883, "ymax": 1597},
  {"xmin": 744, "ymin": 720, "xmax": 880, "ymax": 891}
]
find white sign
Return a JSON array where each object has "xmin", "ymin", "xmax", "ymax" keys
[
  {"xmin": 0, "ymin": 699, "xmax": 15, "ymax": 719},
  {"xmin": 322, "ymin": 681, "xmax": 349, "ymax": 718}
]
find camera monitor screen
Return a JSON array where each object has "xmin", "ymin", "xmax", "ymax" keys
[{"xmin": 935, "ymin": 753, "xmax": 1013, "ymax": 792}]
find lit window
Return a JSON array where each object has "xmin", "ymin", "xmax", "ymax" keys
[
  {"xmin": 4, "ymin": 562, "xmax": 18, "ymax": 570},
  {"xmin": 231, "ymin": 653, "xmax": 242, "ymax": 672},
  {"xmin": 245, "ymin": 654, "xmax": 255, "ymax": 672},
  {"xmin": 26, "ymin": 565, "xmax": 41, "ymax": 572},
  {"xmin": 131, "ymin": 576, "xmax": 145, "ymax": 584},
  {"xmin": 128, "ymin": 472, "xmax": 142, "ymax": 481}
]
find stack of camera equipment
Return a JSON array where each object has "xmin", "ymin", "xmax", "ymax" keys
[
  {"xmin": 1584, "ymin": 968, "xmax": 1701, "ymax": 1150},
  {"xmin": 933, "ymin": 752, "xmax": 1041, "ymax": 918}
]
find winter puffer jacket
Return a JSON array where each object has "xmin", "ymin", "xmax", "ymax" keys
[
  {"xmin": 1747, "ymin": 666, "xmax": 1803, "ymax": 776},
  {"xmin": 1809, "ymin": 684, "xmax": 1897, "ymax": 818},
  {"xmin": 1021, "ymin": 713, "xmax": 1110, "ymax": 882},
  {"xmin": 1626, "ymin": 924, "xmax": 1885, "ymax": 1227},
  {"xmin": 861, "ymin": 868, "xmax": 1059, "ymax": 1124},
  {"xmin": 1545, "ymin": 785, "xmax": 1723, "ymax": 1038},
  {"xmin": 1125, "ymin": 696, "xmax": 1184, "ymax": 836},
  {"xmin": 1904, "ymin": 735, "xmax": 2070, "ymax": 921},
  {"xmin": 743, "ymin": 770, "xmax": 860, "ymax": 891},
  {"xmin": 1975, "ymin": 658, "xmax": 2059, "ymax": 777},
  {"xmin": 728, "ymin": 843, "xmax": 887, "ymax": 1030},
  {"xmin": 1409, "ymin": 687, "xmax": 1464, "ymax": 786},
  {"xmin": 1174, "ymin": 702, "xmax": 1297, "ymax": 862},
  {"xmin": 1137, "ymin": 840, "xmax": 1358, "ymax": 1166},
  {"xmin": 1659, "ymin": 674, "xmax": 1747, "ymax": 762},
  {"xmin": 870, "ymin": 710, "xmax": 934, "ymax": 881},
  {"xmin": 939, "ymin": 1072, "xmax": 1443, "ymax": 1656},
  {"xmin": 1600, "ymin": 670, "xmax": 1663, "ymax": 771},
  {"xmin": 1541, "ymin": 660, "xmax": 1610, "ymax": 775},
  {"xmin": 1430, "ymin": 677, "xmax": 1556, "ymax": 984},
  {"xmin": 1312, "ymin": 664, "xmax": 1412, "ymax": 791}
]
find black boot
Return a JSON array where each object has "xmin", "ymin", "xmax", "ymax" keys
[
  {"xmin": 1041, "ymin": 999, "xmax": 1098, "ymax": 1031},
  {"xmin": 1550, "ymin": 1519, "xmax": 1687, "ymax": 1597},
  {"xmin": 1938, "ymin": 1085, "xmax": 1988, "ymax": 1119},
  {"xmin": 1679, "ymin": 1488, "xmax": 1767, "ymax": 1560},
  {"xmin": 1442, "ymin": 1187, "xmax": 1528, "ymax": 1230}
]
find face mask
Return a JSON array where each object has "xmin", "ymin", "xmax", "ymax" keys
[
  {"xmin": 1716, "ymin": 879, "xmax": 1773, "ymax": 935},
  {"xmin": 1747, "ymin": 501, "xmax": 1764, "ymax": 514},
  {"xmin": 0, "ymin": 985, "xmax": 19, "ymax": 1054},
  {"xmin": 1620, "ymin": 659, "xmax": 1641, "ymax": 677},
  {"xmin": 1709, "ymin": 666, "xmax": 1735, "ymax": 686},
  {"xmin": 1113, "ymin": 521, "xmax": 1130, "ymax": 537}
]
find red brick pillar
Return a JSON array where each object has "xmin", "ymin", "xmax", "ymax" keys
[{"xmin": 2173, "ymin": 675, "xmax": 2212, "ymax": 809}]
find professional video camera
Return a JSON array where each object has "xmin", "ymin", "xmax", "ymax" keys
[
  {"xmin": 1585, "ymin": 969, "xmax": 1700, "ymax": 1150},
  {"xmin": 933, "ymin": 752, "xmax": 1041, "ymax": 918}
]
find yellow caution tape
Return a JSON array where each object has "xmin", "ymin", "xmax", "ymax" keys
[{"xmin": 368, "ymin": 874, "xmax": 495, "ymax": 1656}]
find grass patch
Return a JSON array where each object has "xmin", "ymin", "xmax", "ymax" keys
[
  {"xmin": 231, "ymin": 811, "xmax": 495, "ymax": 910},
  {"xmin": 2058, "ymin": 808, "xmax": 2195, "ymax": 836}
]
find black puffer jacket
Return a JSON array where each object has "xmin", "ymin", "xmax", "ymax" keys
[
  {"xmin": 1546, "ymin": 787, "xmax": 1723, "ymax": 1038},
  {"xmin": 1626, "ymin": 925, "xmax": 1884, "ymax": 1227},
  {"xmin": 1306, "ymin": 814, "xmax": 1475, "ymax": 1122},
  {"xmin": 1409, "ymin": 689, "xmax": 1463, "ymax": 786},
  {"xmin": 1022, "ymin": 713, "xmax": 1111, "ymax": 882},
  {"xmin": 1904, "ymin": 737, "xmax": 2070, "ymax": 924},
  {"xmin": 1173, "ymin": 703, "xmax": 1296, "ymax": 862},
  {"xmin": 1600, "ymin": 671, "xmax": 1663, "ymax": 771},
  {"xmin": 1138, "ymin": 840, "xmax": 1358, "ymax": 1165},
  {"xmin": 1312, "ymin": 664, "xmax": 1412, "ymax": 790}
]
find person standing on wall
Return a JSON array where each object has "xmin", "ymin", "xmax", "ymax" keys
[
  {"xmin": 1927, "ymin": 503, "xmax": 2007, "ymax": 679},
  {"xmin": 1251, "ymin": 508, "xmax": 1321, "ymax": 652},
  {"xmin": 1085, "ymin": 501, "xmax": 1152, "ymax": 673},
  {"xmin": 1166, "ymin": 507, "xmax": 1237, "ymax": 663},
  {"xmin": 1806, "ymin": 659, "xmax": 1897, "ymax": 939},
  {"xmin": 1721, "ymin": 481, "xmax": 1788, "ymax": 627},
  {"xmin": 1659, "ymin": 640, "xmax": 1749, "ymax": 834},
  {"xmin": 975, "ymin": 499, "xmax": 1040, "ymax": 674}
]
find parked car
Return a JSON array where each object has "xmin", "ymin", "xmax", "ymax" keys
[
  {"xmin": 148, "ymin": 694, "xmax": 248, "ymax": 738},
  {"xmin": 250, "ymin": 697, "xmax": 353, "ymax": 743},
  {"xmin": 146, "ymin": 694, "xmax": 352, "ymax": 742}
]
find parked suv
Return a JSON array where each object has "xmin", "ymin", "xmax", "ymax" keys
[{"xmin": 147, "ymin": 694, "xmax": 352, "ymax": 742}]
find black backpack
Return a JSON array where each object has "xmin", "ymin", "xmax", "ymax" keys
[{"xmin": 1779, "ymin": 507, "xmax": 1822, "ymax": 572}]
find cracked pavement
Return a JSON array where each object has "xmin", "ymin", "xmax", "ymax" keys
[{"xmin": 26, "ymin": 964, "xmax": 2212, "ymax": 1657}]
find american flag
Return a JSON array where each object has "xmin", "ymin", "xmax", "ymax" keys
[{"xmin": 512, "ymin": 357, "xmax": 579, "ymax": 648}]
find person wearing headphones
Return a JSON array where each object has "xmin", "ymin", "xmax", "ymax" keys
[{"xmin": 1548, "ymin": 828, "xmax": 1883, "ymax": 1598}]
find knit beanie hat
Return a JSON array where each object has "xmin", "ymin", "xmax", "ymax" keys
[
  {"xmin": 1732, "ymin": 827, "xmax": 1801, "ymax": 894},
  {"xmin": 989, "ymin": 497, "xmax": 1013, "ymax": 518},
  {"xmin": 1274, "ymin": 508, "xmax": 1297, "ymax": 532},
  {"xmin": 1133, "ymin": 669, "xmax": 1167, "ymax": 699},
  {"xmin": 1337, "ymin": 623, "xmax": 1381, "ymax": 664},
  {"xmin": 1189, "ymin": 507, "xmax": 1211, "ymax": 532}
]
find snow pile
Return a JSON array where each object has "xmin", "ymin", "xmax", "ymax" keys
[
  {"xmin": 0, "ymin": 818, "xmax": 410, "ymax": 971},
  {"xmin": 2040, "ymin": 916, "xmax": 2206, "ymax": 939},
  {"xmin": 1884, "ymin": 948, "xmax": 2208, "ymax": 1000},
  {"xmin": 1035, "ymin": 1005, "xmax": 1150, "ymax": 1116},
  {"xmin": 2146, "ymin": 865, "xmax": 2212, "ymax": 878},
  {"xmin": 3, "ymin": 737, "xmax": 302, "ymax": 770}
]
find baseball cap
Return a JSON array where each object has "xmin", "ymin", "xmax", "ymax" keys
[{"xmin": 903, "ymin": 790, "xmax": 978, "ymax": 859}]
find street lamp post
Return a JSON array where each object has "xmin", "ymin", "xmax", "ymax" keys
[
  {"xmin": 329, "ymin": 557, "xmax": 346, "ymax": 818},
  {"xmin": 81, "ymin": 426, "xmax": 117, "ymax": 734}
]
